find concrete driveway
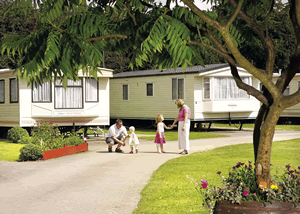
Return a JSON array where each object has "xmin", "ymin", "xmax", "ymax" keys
[{"xmin": 1, "ymin": 130, "xmax": 300, "ymax": 214}]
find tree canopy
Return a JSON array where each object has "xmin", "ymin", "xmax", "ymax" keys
[{"xmin": 1, "ymin": 0, "xmax": 300, "ymax": 187}]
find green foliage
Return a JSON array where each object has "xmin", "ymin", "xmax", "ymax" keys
[
  {"xmin": 19, "ymin": 143, "xmax": 43, "ymax": 161},
  {"xmin": 64, "ymin": 135, "xmax": 83, "ymax": 147},
  {"xmin": 7, "ymin": 127, "xmax": 29, "ymax": 143},
  {"xmin": 31, "ymin": 121, "xmax": 64, "ymax": 151},
  {"xmin": 18, "ymin": 136, "xmax": 32, "ymax": 144}
]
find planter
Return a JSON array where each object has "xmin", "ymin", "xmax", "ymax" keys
[
  {"xmin": 42, "ymin": 143, "xmax": 88, "ymax": 160},
  {"xmin": 214, "ymin": 201, "xmax": 300, "ymax": 214}
]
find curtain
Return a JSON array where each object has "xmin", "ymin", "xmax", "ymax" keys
[
  {"xmin": 178, "ymin": 79, "xmax": 184, "ymax": 99},
  {"xmin": 204, "ymin": 78, "xmax": 210, "ymax": 99},
  {"xmin": 55, "ymin": 79, "xmax": 83, "ymax": 108},
  {"xmin": 214, "ymin": 77, "xmax": 227, "ymax": 99},
  {"xmin": 0, "ymin": 80, "xmax": 4, "ymax": 102},
  {"xmin": 10, "ymin": 79, "xmax": 18, "ymax": 102},
  {"xmin": 32, "ymin": 81, "xmax": 51, "ymax": 102},
  {"xmin": 86, "ymin": 78, "xmax": 98, "ymax": 102},
  {"xmin": 239, "ymin": 77, "xmax": 250, "ymax": 98},
  {"xmin": 172, "ymin": 78, "xmax": 177, "ymax": 100}
]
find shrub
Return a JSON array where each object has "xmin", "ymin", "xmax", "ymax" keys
[
  {"xmin": 18, "ymin": 136, "xmax": 32, "ymax": 144},
  {"xmin": 19, "ymin": 144, "xmax": 43, "ymax": 161},
  {"xmin": 7, "ymin": 127, "xmax": 29, "ymax": 143},
  {"xmin": 31, "ymin": 121, "xmax": 62, "ymax": 151},
  {"xmin": 65, "ymin": 135, "xmax": 83, "ymax": 147}
]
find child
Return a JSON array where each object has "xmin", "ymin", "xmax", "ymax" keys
[
  {"xmin": 154, "ymin": 114, "xmax": 172, "ymax": 153},
  {"xmin": 128, "ymin": 126, "xmax": 139, "ymax": 153}
]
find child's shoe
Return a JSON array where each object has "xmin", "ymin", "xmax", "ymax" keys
[
  {"xmin": 158, "ymin": 151, "xmax": 161, "ymax": 154},
  {"xmin": 161, "ymin": 150, "xmax": 166, "ymax": 153},
  {"xmin": 129, "ymin": 151, "xmax": 133, "ymax": 154},
  {"xmin": 136, "ymin": 149, "xmax": 138, "ymax": 153}
]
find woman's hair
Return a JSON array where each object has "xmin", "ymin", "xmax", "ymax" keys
[
  {"xmin": 175, "ymin": 99, "xmax": 185, "ymax": 108},
  {"xmin": 129, "ymin": 126, "xmax": 135, "ymax": 132},
  {"xmin": 156, "ymin": 114, "xmax": 163, "ymax": 124}
]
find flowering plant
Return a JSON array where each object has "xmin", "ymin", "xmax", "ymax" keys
[{"xmin": 187, "ymin": 162, "xmax": 300, "ymax": 213}]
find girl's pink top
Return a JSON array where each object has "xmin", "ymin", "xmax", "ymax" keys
[{"xmin": 178, "ymin": 105, "xmax": 190, "ymax": 121}]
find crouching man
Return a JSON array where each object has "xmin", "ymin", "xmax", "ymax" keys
[{"xmin": 106, "ymin": 119, "xmax": 129, "ymax": 153}]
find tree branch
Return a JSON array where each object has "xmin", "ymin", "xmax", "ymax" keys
[
  {"xmin": 229, "ymin": 0, "xmax": 276, "ymax": 78},
  {"xmin": 181, "ymin": 0, "xmax": 223, "ymax": 30},
  {"xmin": 117, "ymin": 0, "xmax": 137, "ymax": 26},
  {"xmin": 86, "ymin": 35, "xmax": 128, "ymax": 42},
  {"xmin": 189, "ymin": 40, "xmax": 268, "ymax": 105},
  {"xmin": 226, "ymin": 0, "xmax": 244, "ymax": 29}
]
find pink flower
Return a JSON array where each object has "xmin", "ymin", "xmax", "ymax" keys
[
  {"xmin": 230, "ymin": 185, "xmax": 235, "ymax": 188},
  {"xmin": 243, "ymin": 190, "xmax": 249, "ymax": 196},
  {"xmin": 217, "ymin": 171, "xmax": 221, "ymax": 175},
  {"xmin": 285, "ymin": 165, "xmax": 291, "ymax": 169},
  {"xmin": 232, "ymin": 167, "xmax": 236, "ymax": 171},
  {"xmin": 289, "ymin": 170, "xmax": 294, "ymax": 174},
  {"xmin": 298, "ymin": 181, "xmax": 300, "ymax": 185},
  {"xmin": 202, "ymin": 183, "xmax": 208, "ymax": 188},
  {"xmin": 201, "ymin": 179, "xmax": 208, "ymax": 184}
]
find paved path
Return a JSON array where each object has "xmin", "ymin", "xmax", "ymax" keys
[{"xmin": 1, "ymin": 130, "xmax": 300, "ymax": 214}]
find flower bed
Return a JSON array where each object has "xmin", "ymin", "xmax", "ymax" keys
[{"xmin": 42, "ymin": 143, "xmax": 88, "ymax": 160}]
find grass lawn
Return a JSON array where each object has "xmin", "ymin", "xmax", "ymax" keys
[
  {"xmin": 80, "ymin": 128, "xmax": 227, "ymax": 141},
  {"xmin": 213, "ymin": 123, "xmax": 300, "ymax": 131},
  {"xmin": 0, "ymin": 140, "xmax": 25, "ymax": 162},
  {"xmin": 133, "ymin": 138, "xmax": 300, "ymax": 214}
]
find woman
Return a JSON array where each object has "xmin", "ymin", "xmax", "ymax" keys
[{"xmin": 171, "ymin": 99, "xmax": 191, "ymax": 155}]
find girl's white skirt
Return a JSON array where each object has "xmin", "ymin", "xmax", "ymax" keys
[{"xmin": 178, "ymin": 120, "xmax": 190, "ymax": 150}]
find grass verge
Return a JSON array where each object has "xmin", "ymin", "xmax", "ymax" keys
[
  {"xmin": 213, "ymin": 123, "xmax": 300, "ymax": 131},
  {"xmin": 0, "ymin": 140, "xmax": 25, "ymax": 162},
  {"xmin": 133, "ymin": 138, "xmax": 300, "ymax": 214}
]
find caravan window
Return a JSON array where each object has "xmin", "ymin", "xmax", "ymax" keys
[
  {"xmin": 146, "ymin": 83, "xmax": 154, "ymax": 97},
  {"xmin": 55, "ymin": 78, "xmax": 83, "ymax": 109},
  {"xmin": 32, "ymin": 81, "xmax": 51, "ymax": 102},
  {"xmin": 10, "ymin": 78, "xmax": 18, "ymax": 103},
  {"xmin": 0, "ymin": 80, "xmax": 4, "ymax": 103},
  {"xmin": 203, "ymin": 78, "xmax": 210, "ymax": 99},
  {"xmin": 122, "ymin": 84, "xmax": 129, "ymax": 100},
  {"xmin": 172, "ymin": 78, "xmax": 184, "ymax": 100},
  {"xmin": 85, "ymin": 78, "xmax": 98, "ymax": 102},
  {"xmin": 214, "ymin": 77, "xmax": 251, "ymax": 100}
]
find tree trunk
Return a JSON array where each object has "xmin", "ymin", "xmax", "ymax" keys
[{"xmin": 255, "ymin": 102, "xmax": 284, "ymax": 187}]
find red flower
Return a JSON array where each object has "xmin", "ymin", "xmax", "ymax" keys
[
  {"xmin": 217, "ymin": 171, "xmax": 221, "ymax": 175},
  {"xmin": 202, "ymin": 183, "xmax": 208, "ymax": 189}
]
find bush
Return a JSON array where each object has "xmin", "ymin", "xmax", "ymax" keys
[
  {"xmin": 31, "ymin": 121, "xmax": 63, "ymax": 151},
  {"xmin": 64, "ymin": 135, "xmax": 83, "ymax": 147},
  {"xmin": 7, "ymin": 127, "xmax": 29, "ymax": 143},
  {"xmin": 18, "ymin": 136, "xmax": 32, "ymax": 144},
  {"xmin": 19, "ymin": 144, "xmax": 43, "ymax": 161}
]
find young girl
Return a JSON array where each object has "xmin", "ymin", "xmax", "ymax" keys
[
  {"xmin": 128, "ymin": 126, "xmax": 139, "ymax": 153},
  {"xmin": 154, "ymin": 114, "xmax": 172, "ymax": 153}
]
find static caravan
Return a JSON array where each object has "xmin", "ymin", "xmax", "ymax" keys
[
  {"xmin": 272, "ymin": 73, "xmax": 300, "ymax": 123},
  {"xmin": 109, "ymin": 63, "xmax": 261, "ymax": 128},
  {"xmin": 0, "ymin": 68, "xmax": 113, "ymax": 137}
]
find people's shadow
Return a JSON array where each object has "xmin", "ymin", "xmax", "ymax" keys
[{"xmin": 96, "ymin": 151, "xmax": 179, "ymax": 154}]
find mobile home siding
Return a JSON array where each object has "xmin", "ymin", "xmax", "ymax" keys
[
  {"xmin": 0, "ymin": 72, "xmax": 20, "ymax": 126},
  {"xmin": 110, "ymin": 74, "xmax": 195, "ymax": 121}
]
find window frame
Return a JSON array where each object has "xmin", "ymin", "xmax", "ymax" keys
[
  {"xmin": 54, "ymin": 78, "xmax": 84, "ymax": 109},
  {"xmin": 0, "ymin": 79, "xmax": 5, "ymax": 104},
  {"xmin": 9, "ymin": 78, "xmax": 19, "ymax": 103},
  {"xmin": 203, "ymin": 77, "xmax": 210, "ymax": 100},
  {"xmin": 146, "ymin": 82, "xmax": 154, "ymax": 97},
  {"xmin": 32, "ymin": 80, "xmax": 52, "ymax": 103},
  {"xmin": 85, "ymin": 78, "xmax": 99, "ymax": 103},
  {"xmin": 122, "ymin": 84, "xmax": 129, "ymax": 101},
  {"xmin": 171, "ymin": 78, "xmax": 185, "ymax": 100}
]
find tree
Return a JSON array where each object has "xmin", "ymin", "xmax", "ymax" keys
[
  {"xmin": 0, "ymin": 0, "xmax": 40, "ymax": 68},
  {"xmin": 1, "ymin": 0, "xmax": 300, "ymax": 188}
]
